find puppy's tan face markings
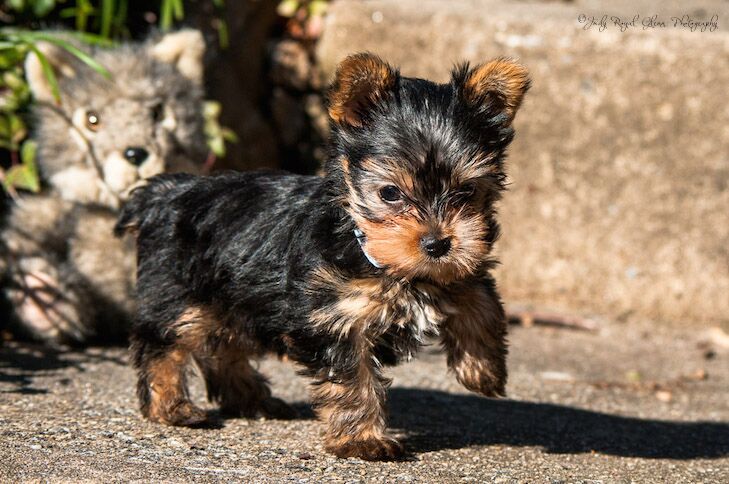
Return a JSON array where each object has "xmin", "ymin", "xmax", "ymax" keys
[{"xmin": 343, "ymin": 153, "xmax": 501, "ymax": 284}]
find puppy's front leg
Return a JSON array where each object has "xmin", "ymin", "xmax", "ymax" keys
[
  {"xmin": 311, "ymin": 352, "xmax": 402, "ymax": 461},
  {"xmin": 441, "ymin": 281, "xmax": 508, "ymax": 397}
]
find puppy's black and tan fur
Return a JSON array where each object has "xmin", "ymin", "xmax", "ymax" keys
[{"xmin": 116, "ymin": 53, "xmax": 530, "ymax": 460}]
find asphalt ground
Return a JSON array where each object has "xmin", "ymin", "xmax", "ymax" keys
[{"xmin": 1, "ymin": 320, "xmax": 727, "ymax": 482}]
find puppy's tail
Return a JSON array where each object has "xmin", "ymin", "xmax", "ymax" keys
[{"xmin": 114, "ymin": 173, "xmax": 196, "ymax": 237}]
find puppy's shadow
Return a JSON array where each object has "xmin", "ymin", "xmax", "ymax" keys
[
  {"xmin": 388, "ymin": 388, "xmax": 729, "ymax": 459},
  {"xmin": 212, "ymin": 402, "xmax": 317, "ymax": 427}
]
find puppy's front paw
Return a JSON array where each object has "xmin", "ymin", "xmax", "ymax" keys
[
  {"xmin": 149, "ymin": 400, "xmax": 208, "ymax": 427},
  {"xmin": 327, "ymin": 436, "xmax": 404, "ymax": 461},
  {"xmin": 454, "ymin": 354, "xmax": 506, "ymax": 398}
]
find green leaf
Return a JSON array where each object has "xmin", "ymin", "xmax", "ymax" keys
[
  {"xmin": 0, "ymin": 57, "xmax": 18, "ymax": 70},
  {"xmin": 277, "ymin": 0, "xmax": 300, "ymax": 18},
  {"xmin": 76, "ymin": 0, "xmax": 88, "ymax": 31},
  {"xmin": 32, "ymin": 0, "xmax": 57, "ymax": 17},
  {"xmin": 160, "ymin": 0, "xmax": 174, "ymax": 31},
  {"xmin": 8, "ymin": 113, "xmax": 26, "ymax": 145},
  {"xmin": 58, "ymin": 7, "xmax": 79, "ymax": 19},
  {"xmin": 4, "ymin": 165, "xmax": 40, "ymax": 192},
  {"xmin": 66, "ymin": 31, "xmax": 116, "ymax": 47},
  {"xmin": 215, "ymin": 18, "xmax": 229, "ymax": 49},
  {"xmin": 7, "ymin": 0, "xmax": 25, "ymax": 12},
  {"xmin": 0, "ymin": 42, "xmax": 25, "ymax": 69},
  {"xmin": 3, "ymin": 70, "xmax": 25, "ymax": 91},
  {"xmin": 209, "ymin": 136, "xmax": 224, "ymax": 157},
  {"xmin": 21, "ymin": 139, "xmax": 37, "ymax": 165},
  {"xmin": 78, "ymin": 0, "xmax": 95, "ymax": 32},
  {"xmin": 0, "ymin": 93, "xmax": 20, "ymax": 113},
  {"xmin": 4, "ymin": 141, "xmax": 40, "ymax": 193},
  {"xmin": 113, "ymin": 0, "xmax": 129, "ymax": 37},
  {"xmin": 100, "ymin": 0, "xmax": 115, "ymax": 38},
  {"xmin": 309, "ymin": 0, "xmax": 328, "ymax": 17},
  {"xmin": 29, "ymin": 33, "xmax": 111, "ymax": 78},
  {"xmin": 221, "ymin": 127, "xmax": 238, "ymax": 143},
  {"xmin": 202, "ymin": 101, "xmax": 237, "ymax": 158},
  {"xmin": 204, "ymin": 99, "xmax": 221, "ymax": 119},
  {"xmin": 172, "ymin": 0, "xmax": 184, "ymax": 20},
  {"xmin": 157, "ymin": 0, "xmax": 185, "ymax": 29},
  {"xmin": 0, "ymin": 113, "xmax": 26, "ymax": 148},
  {"xmin": 27, "ymin": 44, "xmax": 61, "ymax": 103},
  {"xmin": 0, "ymin": 115, "xmax": 9, "ymax": 138}
]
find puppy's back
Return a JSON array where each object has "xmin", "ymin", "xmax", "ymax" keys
[{"xmin": 114, "ymin": 173, "xmax": 198, "ymax": 237}]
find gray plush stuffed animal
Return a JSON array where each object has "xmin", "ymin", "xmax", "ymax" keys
[{"xmin": 1, "ymin": 30, "xmax": 207, "ymax": 345}]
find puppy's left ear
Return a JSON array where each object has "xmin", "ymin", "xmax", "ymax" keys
[
  {"xmin": 150, "ymin": 29, "xmax": 205, "ymax": 85},
  {"xmin": 328, "ymin": 53, "xmax": 398, "ymax": 128},
  {"xmin": 454, "ymin": 58, "xmax": 530, "ymax": 125}
]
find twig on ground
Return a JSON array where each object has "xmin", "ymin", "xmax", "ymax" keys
[{"xmin": 506, "ymin": 304, "xmax": 600, "ymax": 332}]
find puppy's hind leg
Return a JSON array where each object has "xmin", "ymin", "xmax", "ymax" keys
[
  {"xmin": 195, "ymin": 338, "xmax": 297, "ymax": 420},
  {"xmin": 131, "ymin": 335, "xmax": 208, "ymax": 427}
]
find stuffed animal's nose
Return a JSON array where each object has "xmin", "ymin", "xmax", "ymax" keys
[
  {"xmin": 124, "ymin": 147, "xmax": 149, "ymax": 166},
  {"xmin": 420, "ymin": 235, "xmax": 451, "ymax": 258}
]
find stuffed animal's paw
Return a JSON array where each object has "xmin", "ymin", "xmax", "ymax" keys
[{"xmin": 6, "ymin": 258, "xmax": 89, "ymax": 344}]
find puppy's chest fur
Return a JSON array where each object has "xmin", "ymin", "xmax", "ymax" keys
[{"xmin": 307, "ymin": 267, "xmax": 460, "ymax": 364}]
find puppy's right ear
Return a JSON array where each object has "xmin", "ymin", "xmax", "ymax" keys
[
  {"xmin": 328, "ymin": 53, "xmax": 398, "ymax": 128},
  {"xmin": 452, "ymin": 58, "xmax": 530, "ymax": 127},
  {"xmin": 24, "ymin": 42, "xmax": 79, "ymax": 103}
]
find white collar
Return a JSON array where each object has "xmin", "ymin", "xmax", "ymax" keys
[{"xmin": 353, "ymin": 228, "xmax": 383, "ymax": 269}]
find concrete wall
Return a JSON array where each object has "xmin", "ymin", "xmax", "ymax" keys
[{"xmin": 316, "ymin": 0, "xmax": 729, "ymax": 326}]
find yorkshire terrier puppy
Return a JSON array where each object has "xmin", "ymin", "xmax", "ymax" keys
[{"xmin": 116, "ymin": 53, "xmax": 530, "ymax": 460}]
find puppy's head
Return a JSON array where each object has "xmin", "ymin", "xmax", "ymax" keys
[{"xmin": 327, "ymin": 53, "xmax": 530, "ymax": 284}]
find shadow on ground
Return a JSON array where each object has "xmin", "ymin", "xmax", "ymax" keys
[
  {"xmin": 388, "ymin": 388, "xmax": 729, "ymax": 460},
  {"xmin": 2, "ymin": 342, "xmax": 726, "ymax": 462},
  {"xmin": 0, "ymin": 343, "xmax": 125, "ymax": 395}
]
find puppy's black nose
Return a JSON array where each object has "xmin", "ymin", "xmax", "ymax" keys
[
  {"xmin": 124, "ymin": 147, "xmax": 149, "ymax": 166},
  {"xmin": 420, "ymin": 235, "xmax": 451, "ymax": 258}
]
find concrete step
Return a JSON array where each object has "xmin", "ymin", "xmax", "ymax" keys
[{"xmin": 316, "ymin": 0, "xmax": 729, "ymax": 326}]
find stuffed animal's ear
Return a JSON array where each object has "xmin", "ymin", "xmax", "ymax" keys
[
  {"xmin": 24, "ymin": 42, "xmax": 79, "ymax": 103},
  {"xmin": 454, "ymin": 58, "xmax": 530, "ymax": 125},
  {"xmin": 150, "ymin": 29, "xmax": 205, "ymax": 84},
  {"xmin": 328, "ymin": 53, "xmax": 398, "ymax": 128}
]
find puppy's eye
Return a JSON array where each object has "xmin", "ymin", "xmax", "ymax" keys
[
  {"xmin": 452, "ymin": 182, "xmax": 476, "ymax": 205},
  {"xmin": 379, "ymin": 185, "xmax": 403, "ymax": 203},
  {"xmin": 85, "ymin": 111, "xmax": 101, "ymax": 132},
  {"xmin": 151, "ymin": 103, "xmax": 164, "ymax": 123}
]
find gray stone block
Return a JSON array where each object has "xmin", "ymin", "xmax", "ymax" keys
[{"xmin": 317, "ymin": 0, "xmax": 729, "ymax": 326}]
